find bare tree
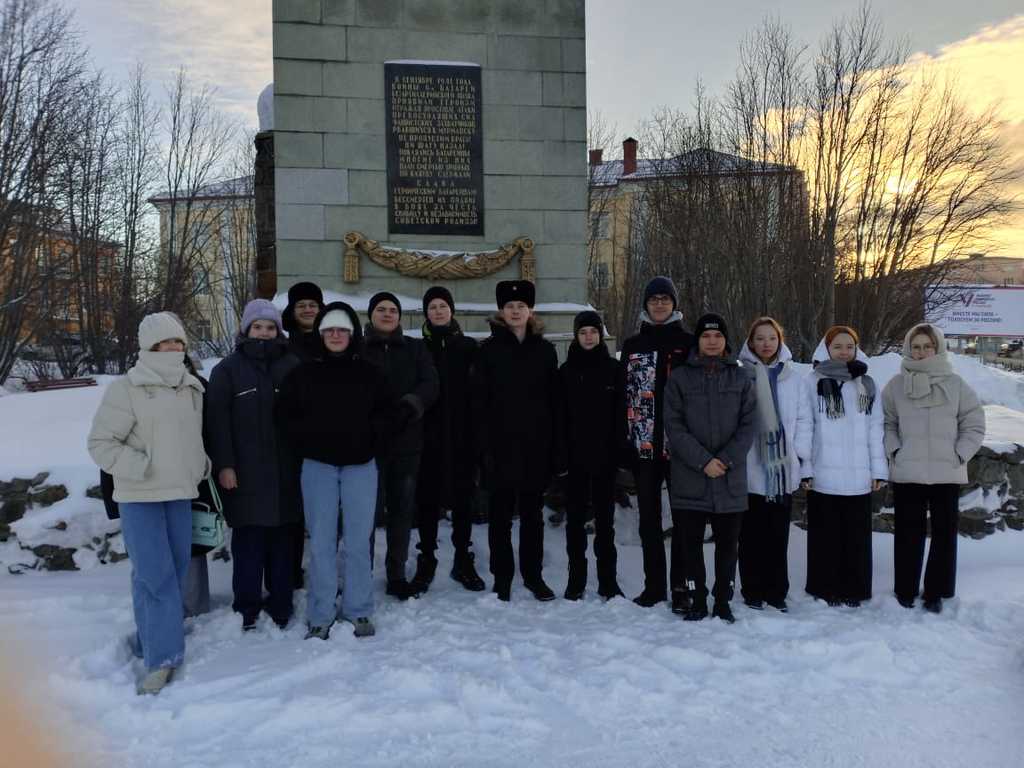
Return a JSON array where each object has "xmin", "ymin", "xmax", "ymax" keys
[
  {"xmin": 0, "ymin": 0, "xmax": 88, "ymax": 384},
  {"xmin": 152, "ymin": 68, "xmax": 234, "ymax": 328}
]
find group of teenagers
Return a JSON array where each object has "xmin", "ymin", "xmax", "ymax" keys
[{"xmin": 87, "ymin": 274, "xmax": 986, "ymax": 695}]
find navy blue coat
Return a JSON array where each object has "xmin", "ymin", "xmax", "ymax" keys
[{"xmin": 205, "ymin": 338, "xmax": 302, "ymax": 528}]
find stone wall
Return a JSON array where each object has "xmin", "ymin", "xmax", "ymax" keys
[{"xmin": 272, "ymin": 0, "xmax": 588, "ymax": 306}]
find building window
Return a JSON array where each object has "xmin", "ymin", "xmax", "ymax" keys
[
  {"xmin": 192, "ymin": 269, "xmax": 211, "ymax": 295},
  {"xmin": 194, "ymin": 319, "xmax": 212, "ymax": 340},
  {"xmin": 593, "ymin": 262, "xmax": 610, "ymax": 290},
  {"xmin": 590, "ymin": 213, "xmax": 610, "ymax": 240}
]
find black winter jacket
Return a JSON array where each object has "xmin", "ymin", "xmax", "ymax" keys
[
  {"xmin": 618, "ymin": 317, "xmax": 695, "ymax": 464},
  {"xmin": 287, "ymin": 329, "xmax": 321, "ymax": 364},
  {"xmin": 205, "ymin": 337, "xmax": 302, "ymax": 528},
  {"xmin": 361, "ymin": 324, "xmax": 439, "ymax": 457},
  {"xmin": 276, "ymin": 302, "xmax": 396, "ymax": 468},
  {"xmin": 559, "ymin": 341, "xmax": 621, "ymax": 471},
  {"xmin": 473, "ymin": 317, "xmax": 562, "ymax": 492},
  {"xmin": 663, "ymin": 351, "xmax": 758, "ymax": 514},
  {"xmin": 419, "ymin": 319, "xmax": 478, "ymax": 507}
]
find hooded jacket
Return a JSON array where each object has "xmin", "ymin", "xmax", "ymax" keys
[
  {"xmin": 663, "ymin": 349, "xmax": 758, "ymax": 513},
  {"xmin": 559, "ymin": 340, "xmax": 622, "ymax": 470},
  {"xmin": 882, "ymin": 325, "xmax": 985, "ymax": 485},
  {"xmin": 361, "ymin": 322, "xmax": 439, "ymax": 457},
  {"xmin": 795, "ymin": 339, "xmax": 887, "ymax": 496},
  {"xmin": 618, "ymin": 312, "xmax": 695, "ymax": 464},
  {"xmin": 88, "ymin": 352, "xmax": 209, "ymax": 503},
  {"xmin": 419, "ymin": 319, "xmax": 478, "ymax": 506},
  {"xmin": 205, "ymin": 336, "xmax": 302, "ymax": 527},
  {"xmin": 276, "ymin": 302, "xmax": 396, "ymax": 468},
  {"xmin": 472, "ymin": 315, "xmax": 562, "ymax": 491},
  {"xmin": 739, "ymin": 343, "xmax": 812, "ymax": 496}
]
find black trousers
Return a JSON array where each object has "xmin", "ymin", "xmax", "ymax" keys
[
  {"xmin": 488, "ymin": 490, "xmax": 545, "ymax": 587},
  {"xmin": 375, "ymin": 452, "xmax": 421, "ymax": 583},
  {"xmin": 893, "ymin": 483, "xmax": 960, "ymax": 601},
  {"xmin": 566, "ymin": 469, "xmax": 618, "ymax": 591},
  {"xmin": 416, "ymin": 487, "xmax": 473, "ymax": 559},
  {"xmin": 738, "ymin": 493, "xmax": 792, "ymax": 604},
  {"xmin": 231, "ymin": 524, "xmax": 296, "ymax": 623},
  {"xmin": 805, "ymin": 492, "xmax": 872, "ymax": 601},
  {"xmin": 678, "ymin": 510, "xmax": 742, "ymax": 604},
  {"xmin": 634, "ymin": 459, "xmax": 672, "ymax": 597}
]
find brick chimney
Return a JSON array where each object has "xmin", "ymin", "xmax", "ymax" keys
[
  {"xmin": 623, "ymin": 137, "xmax": 637, "ymax": 176},
  {"xmin": 589, "ymin": 148, "xmax": 604, "ymax": 166}
]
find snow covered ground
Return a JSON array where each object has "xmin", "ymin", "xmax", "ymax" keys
[
  {"xmin": 2, "ymin": 354, "xmax": 1024, "ymax": 766},
  {"xmin": 2, "ymin": 521, "xmax": 1023, "ymax": 768}
]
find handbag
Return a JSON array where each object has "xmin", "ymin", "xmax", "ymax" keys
[{"xmin": 191, "ymin": 476, "xmax": 225, "ymax": 550}]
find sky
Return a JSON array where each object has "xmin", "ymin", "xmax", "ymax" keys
[{"xmin": 72, "ymin": 0, "xmax": 1024, "ymax": 254}]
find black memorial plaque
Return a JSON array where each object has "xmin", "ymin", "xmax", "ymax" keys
[{"xmin": 385, "ymin": 62, "xmax": 484, "ymax": 236}]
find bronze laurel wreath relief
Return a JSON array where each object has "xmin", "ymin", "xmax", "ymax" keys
[{"xmin": 342, "ymin": 231, "xmax": 536, "ymax": 283}]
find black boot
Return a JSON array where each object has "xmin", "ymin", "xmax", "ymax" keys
[
  {"xmin": 409, "ymin": 554, "xmax": 437, "ymax": 595},
  {"xmin": 492, "ymin": 581, "xmax": 511, "ymax": 602},
  {"xmin": 712, "ymin": 601, "xmax": 736, "ymax": 624},
  {"xmin": 632, "ymin": 589, "xmax": 666, "ymax": 608},
  {"xmin": 671, "ymin": 589, "xmax": 692, "ymax": 615},
  {"xmin": 524, "ymin": 578, "xmax": 556, "ymax": 602},
  {"xmin": 450, "ymin": 551, "xmax": 486, "ymax": 592},
  {"xmin": 684, "ymin": 599, "xmax": 709, "ymax": 621},
  {"xmin": 564, "ymin": 567, "xmax": 586, "ymax": 601},
  {"xmin": 598, "ymin": 582, "xmax": 624, "ymax": 600},
  {"xmin": 386, "ymin": 579, "xmax": 417, "ymax": 601}
]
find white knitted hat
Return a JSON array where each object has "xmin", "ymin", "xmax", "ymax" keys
[
  {"xmin": 139, "ymin": 312, "xmax": 188, "ymax": 351},
  {"xmin": 319, "ymin": 309, "xmax": 354, "ymax": 333}
]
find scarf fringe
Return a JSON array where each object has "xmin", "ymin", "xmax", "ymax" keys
[{"xmin": 760, "ymin": 427, "xmax": 788, "ymax": 501}]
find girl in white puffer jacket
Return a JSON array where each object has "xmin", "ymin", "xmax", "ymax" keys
[
  {"xmin": 738, "ymin": 317, "xmax": 812, "ymax": 613},
  {"xmin": 796, "ymin": 325, "xmax": 887, "ymax": 607}
]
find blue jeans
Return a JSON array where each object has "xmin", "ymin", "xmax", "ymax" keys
[
  {"xmin": 119, "ymin": 500, "xmax": 192, "ymax": 671},
  {"xmin": 301, "ymin": 459, "xmax": 377, "ymax": 626}
]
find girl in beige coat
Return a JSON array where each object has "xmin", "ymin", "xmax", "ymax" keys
[
  {"xmin": 87, "ymin": 312, "xmax": 209, "ymax": 694},
  {"xmin": 882, "ymin": 323, "xmax": 985, "ymax": 613}
]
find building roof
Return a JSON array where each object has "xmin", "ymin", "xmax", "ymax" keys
[
  {"xmin": 590, "ymin": 148, "xmax": 797, "ymax": 187},
  {"xmin": 148, "ymin": 175, "xmax": 253, "ymax": 204}
]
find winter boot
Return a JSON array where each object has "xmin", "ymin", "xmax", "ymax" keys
[
  {"xmin": 525, "ymin": 578, "xmax": 556, "ymax": 602},
  {"xmin": 564, "ymin": 567, "xmax": 587, "ymax": 601},
  {"xmin": 136, "ymin": 667, "xmax": 173, "ymax": 696},
  {"xmin": 451, "ymin": 551, "xmax": 486, "ymax": 591},
  {"xmin": 409, "ymin": 554, "xmax": 438, "ymax": 595},
  {"xmin": 897, "ymin": 596, "xmax": 915, "ymax": 609},
  {"xmin": 305, "ymin": 622, "xmax": 333, "ymax": 641},
  {"xmin": 598, "ymin": 582, "xmax": 625, "ymax": 600},
  {"xmin": 744, "ymin": 598, "xmax": 764, "ymax": 610},
  {"xmin": 923, "ymin": 597, "xmax": 943, "ymax": 614},
  {"xmin": 766, "ymin": 599, "xmax": 789, "ymax": 613},
  {"xmin": 712, "ymin": 602, "xmax": 736, "ymax": 624},
  {"xmin": 632, "ymin": 589, "xmax": 667, "ymax": 608},
  {"xmin": 242, "ymin": 615, "xmax": 259, "ymax": 632},
  {"xmin": 671, "ymin": 589, "xmax": 692, "ymax": 615},
  {"xmin": 352, "ymin": 617, "xmax": 376, "ymax": 637},
  {"xmin": 493, "ymin": 581, "xmax": 511, "ymax": 602},
  {"xmin": 684, "ymin": 599, "xmax": 709, "ymax": 622},
  {"xmin": 386, "ymin": 579, "xmax": 418, "ymax": 601}
]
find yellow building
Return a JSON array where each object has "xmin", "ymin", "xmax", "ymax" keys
[{"xmin": 149, "ymin": 176, "xmax": 256, "ymax": 349}]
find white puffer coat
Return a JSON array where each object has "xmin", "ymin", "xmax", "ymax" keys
[
  {"xmin": 87, "ymin": 352, "xmax": 209, "ymax": 503},
  {"xmin": 739, "ymin": 343, "xmax": 811, "ymax": 496},
  {"xmin": 795, "ymin": 339, "xmax": 888, "ymax": 496}
]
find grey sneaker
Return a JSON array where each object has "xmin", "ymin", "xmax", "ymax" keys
[
  {"xmin": 136, "ymin": 667, "xmax": 173, "ymax": 696},
  {"xmin": 304, "ymin": 622, "xmax": 333, "ymax": 641},
  {"xmin": 352, "ymin": 617, "xmax": 375, "ymax": 638}
]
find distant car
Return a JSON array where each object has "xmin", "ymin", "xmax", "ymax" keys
[
  {"xmin": 964, "ymin": 341, "xmax": 978, "ymax": 355},
  {"xmin": 998, "ymin": 340, "xmax": 1023, "ymax": 357}
]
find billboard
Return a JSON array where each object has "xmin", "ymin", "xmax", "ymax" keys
[{"xmin": 925, "ymin": 285, "xmax": 1024, "ymax": 337}]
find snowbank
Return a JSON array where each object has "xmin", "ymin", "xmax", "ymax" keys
[{"xmin": 0, "ymin": 523, "xmax": 1022, "ymax": 767}]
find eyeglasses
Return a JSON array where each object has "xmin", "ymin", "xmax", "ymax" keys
[{"xmin": 647, "ymin": 296, "xmax": 674, "ymax": 305}]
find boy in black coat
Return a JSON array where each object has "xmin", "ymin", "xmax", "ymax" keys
[
  {"xmin": 206, "ymin": 300, "xmax": 302, "ymax": 629},
  {"xmin": 617, "ymin": 276, "xmax": 695, "ymax": 607},
  {"xmin": 473, "ymin": 280, "xmax": 562, "ymax": 602},
  {"xmin": 559, "ymin": 311, "xmax": 623, "ymax": 600},
  {"xmin": 361, "ymin": 291, "xmax": 440, "ymax": 599},
  {"xmin": 414, "ymin": 286, "xmax": 485, "ymax": 593}
]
